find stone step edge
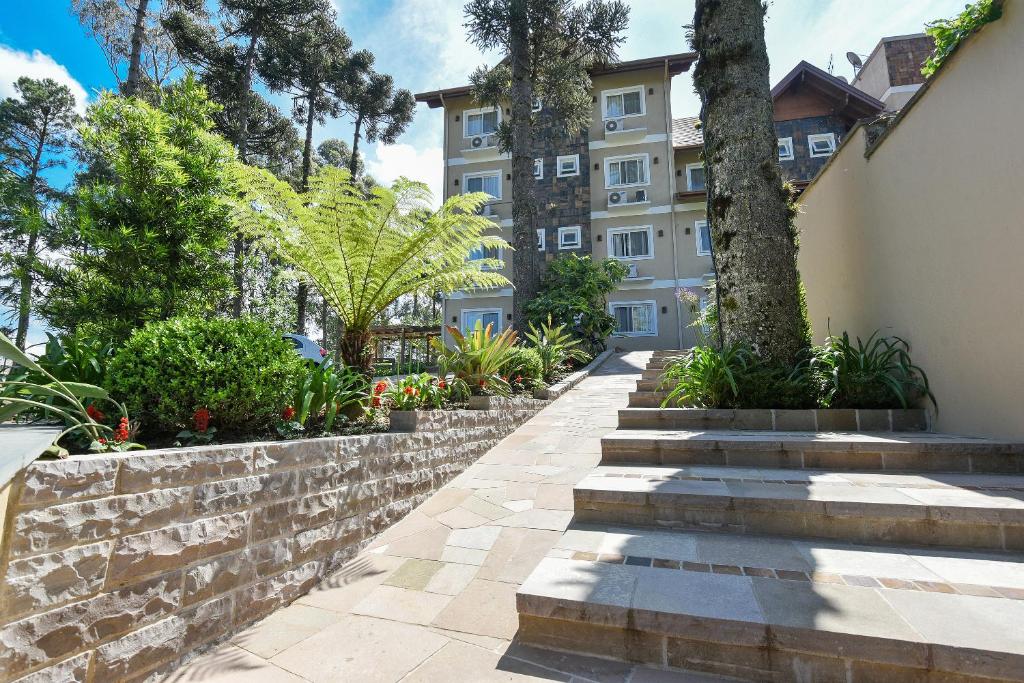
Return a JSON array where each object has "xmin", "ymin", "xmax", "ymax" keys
[
  {"xmin": 516, "ymin": 558, "xmax": 1024, "ymax": 681},
  {"xmin": 618, "ymin": 407, "xmax": 930, "ymax": 432}
]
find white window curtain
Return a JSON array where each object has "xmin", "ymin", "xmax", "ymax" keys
[
  {"xmin": 466, "ymin": 174, "xmax": 500, "ymax": 198},
  {"xmin": 611, "ymin": 230, "xmax": 650, "ymax": 258},
  {"xmin": 467, "ymin": 111, "xmax": 498, "ymax": 136},
  {"xmin": 606, "ymin": 90, "xmax": 642, "ymax": 117},
  {"xmin": 609, "ymin": 159, "xmax": 646, "ymax": 186}
]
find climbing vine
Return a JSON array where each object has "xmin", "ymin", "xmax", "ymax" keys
[{"xmin": 922, "ymin": 0, "xmax": 1003, "ymax": 77}]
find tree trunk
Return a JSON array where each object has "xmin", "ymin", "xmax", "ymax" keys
[
  {"xmin": 124, "ymin": 0, "xmax": 150, "ymax": 97},
  {"xmin": 508, "ymin": 0, "xmax": 540, "ymax": 334},
  {"xmin": 231, "ymin": 35, "xmax": 261, "ymax": 318},
  {"xmin": 349, "ymin": 114, "xmax": 363, "ymax": 178},
  {"xmin": 295, "ymin": 93, "xmax": 318, "ymax": 334},
  {"xmin": 692, "ymin": 0, "xmax": 807, "ymax": 366},
  {"xmin": 15, "ymin": 119, "xmax": 48, "ymax": 350},
  {"xmin": 339, "ymin": 328, "xmax": 373, "ymax": 374}
]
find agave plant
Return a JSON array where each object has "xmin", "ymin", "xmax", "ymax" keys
[
  {"xmin": 809, "ymin": 331, "xmax": 935, "ymax": 409},
  {"xmin": 432, "ymin": 321, "xmax": 517, "ymax": 395},
  {"xmin": 0, "ymin": 332, "xmax": 140, "ymax": 454},
  {"xmin": 524, "ymin": 315, "xmax": 589, "ymax": 383}
]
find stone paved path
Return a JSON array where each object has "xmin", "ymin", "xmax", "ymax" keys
[{"xmin": 167, "ymin": 352, "xmax": 729, "ymax": 682}]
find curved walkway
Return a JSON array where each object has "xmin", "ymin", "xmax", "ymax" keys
[{"xmin": 167, "ymin": 352, "xmax": 724, "ymax": 682}]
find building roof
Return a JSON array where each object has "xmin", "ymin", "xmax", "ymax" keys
[
  {"xmin": 672, "ymin": 116, "xmax": 703, "ymax": 149},
  {"xmin": 771, "ymin": 60, "xmax": 885, "ymax": 120},
  {"xmin": 414, "ymin": 52, "xmax": 696, "ymax": 108}
]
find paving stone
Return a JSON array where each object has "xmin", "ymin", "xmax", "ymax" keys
[
  {"xmin": 231, "ymin": 604, "xmax": 343, "ymax": 659},
  {"xmin": 384, "ymin": 559, "xmax": 444, "ymax": 591},
  {"xmin": 351, "ymin": 585, "xmax": 454, "ymax": 625},
  {"xmin": 432, "ymin": 579, "xmax": 521, "ymax": 640},
  {"xmin": 425, "ymin": 562, "xmax": 480, "ymax": 596},
  {"xmin": 435, "ymin": 506, "xmax": 491, "ymax": 529},
  {"xmin": 493, "ymin": 509, "xmax": 573, "ymax": 531},
  {"xmin": 295, "ymin": 553, "xmax": 403, "ymax": 614},
  {"xmin": 502, "ymin": 499, "xmax": 535, "ymax": 512},
  {"xmin": 446, "ymin": 525, "xmax": 503, "ymax": 550},
  {"xmin": 404, "ymin": 640, "xmax": 567, "ymax": 682},
  {"xmin": 165, "ymin": 643, "xmax": 307, "ymax": 682},
  {"xmin": 477, "ymin": 528, "xmax": 562, "ymax": 584},
  {"xmin": 440, "ymin": 546, "xmax": 489, "ymax": 565}
]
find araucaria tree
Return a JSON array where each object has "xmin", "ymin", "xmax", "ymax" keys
[
  {"xmin": 691, "ymin": 0, "xmax": 807, "ymax": 365},
  {"xmin": 43, "ymin": 77, "xmax": 234, "ymax": 343},
  {"xmin": 463, "ymin": 0, "xmax": 629, "ymax": 332},
  {"xmin": 229, "ymin": 165, "xmax": 510, "ymax": 372},
  {"xmin": 0, "ymin": 78, "xmax": 80, "ymax": 349},
  {"xmin": 341, "ymin": 69, "xmax": 414, "ymax": 180}
]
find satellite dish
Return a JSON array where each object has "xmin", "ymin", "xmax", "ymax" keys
[{"xmin": 846, "ymin": 52, "xmax": 863, "ymax": 69}]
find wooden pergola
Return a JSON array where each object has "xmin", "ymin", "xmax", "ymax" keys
[{"xmin": 370, "ymin": 324, "xmax": 443, "ymax": 373}]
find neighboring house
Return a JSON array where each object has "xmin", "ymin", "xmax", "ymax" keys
[
  {"xmin": 414, "ymin": 52, "xmax": 885, "ymax": 351},
  {"xmin": 797, "ymin": 4, "xmax": 1022, "ymax": 438},
  {"xmin": 850, "ymin": 34, "xmax": 935, "ymax": 111}
]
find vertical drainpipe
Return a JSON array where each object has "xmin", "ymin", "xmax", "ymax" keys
[
  {"xmin": 664, "ymin": 59, "xmax": 684, "ymax": 350},
  {"xmin": 440, "ymin": 93, "xmax": 450, "ymax": 342}
]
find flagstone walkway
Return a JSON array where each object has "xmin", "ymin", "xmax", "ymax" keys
[{"xmin": 167, "ymin": 352, "xmax": 729, "ymax": 682}]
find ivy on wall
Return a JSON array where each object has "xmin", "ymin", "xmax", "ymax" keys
[{"xmin": 922, "ymin": 0, "xmax": 1003, "ymax": 77}]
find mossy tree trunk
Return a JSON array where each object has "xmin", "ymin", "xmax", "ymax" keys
[{"xmin": 692, "ymin": 0, "xmax": 807, "ymax": 366}]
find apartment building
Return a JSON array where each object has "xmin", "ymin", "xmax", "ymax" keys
[
  {"xmin": 850, "ymin": 34, "xmax": 934, "ymax": 111},
  {"xmin": 414, "ymin": 52, "xmax": 884, "ymax": 351}
]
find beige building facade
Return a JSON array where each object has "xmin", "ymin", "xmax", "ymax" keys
[{"xmin": 797, "ymin": 1, "xmax": 1022, "ymax": 438}]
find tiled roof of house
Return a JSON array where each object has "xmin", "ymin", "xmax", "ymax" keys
[{"xmin": 672, "ymin": 116, "xmax": 703, "ymax": 149}]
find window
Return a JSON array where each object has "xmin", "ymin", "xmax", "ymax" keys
[
  {"xmin": 467, "ymin": 244, "xmax": 502, "ymax": 267},
  {"xmin": 531, "ymin": 98, "xmax": 542, "ymax": 112},
  {"xmin": 685, "ymin": 162, "xmax": 706, "ymax": 191},
  {"xmin": 610, "ymin": 301, "xmax": 657, "ymax": 336},
  {"xmin": 556, "ymin": 154, "xmax": 580, "ymax": 177},
  {"xmin": 695, "ymin": 220, "xmax": 712, "ymax": 256},
  {"xmin": 464, "ymin": 107, "xmax": 499, "ymax": 137},
  {"xmin": 533, "ymin": 158, "xmax": 544, "ymax": 179},
  {"xmin": 558, "ymin": 226, "xmax": 581, "ymax": 250},
  {"xmin": 808, "ymin": 133, "xmax": 837, "ymax": 158},
  {"xmin": 777, "ymin": 137, "xmax": 794, "ymax": 161},
  {"xmin": 605, "ymin": 154, "xmax": 649, "ymax": 187},
  {"xmin": 537, "ymin": 228, "xmax": 545, "ymax": 251},
  {"xmin": 602, "ymin": 86, "xmax": 645, "ymax": 119},
  {"xmin": 463, "ymin": 171, "xmax": 501, "ymax": 200},
  {"xmin": 608, "ymin": 226, "xmax": 653, "ymax": 260},
  {"xmin": 462, "ymin": 308, "xmax": 501, "ymax": 333}
]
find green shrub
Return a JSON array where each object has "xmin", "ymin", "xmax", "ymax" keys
[
  {"xmin": 288, "ymin": 360, "xmax": 369, "ymax": 433},
  {"xmin": 431, "ymin": 321, "xmax": 517, "ymax": 395},
  {"xmin": 107, "ymin": 316, "xmax": 305, "ymax": 436},
  {"xmin": 524, "ymin": 316, "xmax": 589, "ymax": 383},
  {"xmin": 501, "ymin": 347, "xmax": 544, "ymax": 387}
]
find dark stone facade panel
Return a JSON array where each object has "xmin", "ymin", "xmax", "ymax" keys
[
  {"xmin": 774, "ymin": 116, "xmax": 848, "ymax": 184},
  {"xmin": 884, "ymin": 36, "xmax": 935, "ymax": 87},
  {"xmin": 530, "ymin": 108, "xmax": 592, "ymax": 262}
]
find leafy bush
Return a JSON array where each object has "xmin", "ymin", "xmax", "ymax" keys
[
  {"xmin": 662, "ymin": 344, "xmax": 755, "ymax": 408},
  {"xmin": 808, "ymin": 331, "xmax": 934, "ymax": 409},
  {"xmin": 289, "ymin": 360, "xmax": 369, "ymax": 432},
  {"xmin": 501, "ymin": 347, "xmax": 544, "ymax": 389},
  {"xmin": 525, "ymin": 254, "xmax": 629, "ymax": 353},
  {"xmin": 431, "ymin": 321, "xmax": 517, "ymax": 395},
  {"xmin": 524, "ymin": 316, "xmax": 589, "ymax": 383},
  {"xmin": 382, "ymin": 374, "xmax": 457, "ymax": 411},
  {"xmin": 33, "ymin": 332, "xmax": 116, "ymax": 387},
  {"xmin": 107, "ymin": 316, "xmax": 305, "ymax": 436},
  {"xmin": 923, "ymin": 0, "xmax": 1002, "ymax": 77}
]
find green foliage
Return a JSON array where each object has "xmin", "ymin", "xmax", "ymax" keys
[
  {"xmin": 382, "ymin": 374, "xmax": 454, "ymax": 411},
  {"xmin": 677, "ymin": 284, "xmax": 719, "ymax": 347},
  {"xmin": 0, "ymin": 331, "xmax": 140, "ymax": 454},
  {"xmin": 31, "ymin": 332, "xmax": 116, "ymax": 387},
  {"xmin": 923, "ymin": 0, "xmax": 1003, "ymax": 77},
  {"xmin": 229, "ymin": 164, "xmax": 510, "ymax": 369},
  {"xmin": 290, "ymin": 360, "xmax": 369, "ymax": 432},
  {"xmin": 44, "ymin": 77, "xmax": 234, "ymax": 343},
  {"xmin": 107, "ymin": 316, "xmax": 305, "ymax": 436},
  {"xmin": 662, "ymin": 344, "xmax": 755, "ymax": 409},
  {"xmin": 808, "ymin": 331, "xmax": 935, "ymax": 410},
  {"xmin": 501, "ymin": 346, "xmax": 544, "ymax": 389},
  {"xmin": 525, "ymin": 255, "xmax": 629, "ymax": 353},
  {"xmin": 524, "ymin": 315, "xmax": 589, "ymax": 383},
  {"xmin": 432, "ymin": 321, "xmax": 517, "ymax": 396}
]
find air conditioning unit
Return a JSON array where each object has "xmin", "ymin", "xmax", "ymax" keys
[
  {"xmin": 608, "ymin": 191, "xmax": 623, "ymax": 205},
  {"xmin": 471, "ymin": 136, "xmax": 484, "ymax": 148},
  {"xmin": 626, "ymin": 263, "xmax": 639, "ymax": 278},
  {"xmin": 605, "ymin": 118, "xmax": 625, "ymax": 133},
  {"xmin": 633, "ymin": 189, "xmax": 648, "ymax": 203},
  {"xmin": 479, "ymin": 203, "xmax": 493, "ymax": 217}
]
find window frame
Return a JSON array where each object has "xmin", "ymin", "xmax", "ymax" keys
[
  {"xmin": 695, "ymin": 219, "xmax": 712, "ymax": 257},
  {"xmin": 609, "ymin": 300, "xmax": 658, "ymax": 337},
  {"xmin": 533, "ymin": 158, "xmax": 544, "ymax": 180},
  {"xmin": 777, "ymin": 137, "xmax": 795, "ymax": 162},
  {"xmin": 601, "ymin": 85, "xmax": 646, "ymax": 120},
  {"xmin": 460, "ymin": 308, "xmax": 503, "ymax": 334},
  {"xmin": 467, "ymin": 243, "xmax": 503, "ymax": 271},
  {"xmin": 536, "ymin": 228, "xmax": 545, "ymax": 252},
  {"xmin": 556, "ymin": 154, "xmax": 580, "ymax": 177},
  {"xmin": 462, "ymin": 170, "xmax": 502, "ymax": 201},
  {"xmin": 685, "ymin": 162, "xmax": 706, "ymax": 192},
  {"xmin": 607, "ymin": 225, "xmax": 654, "ymax": 261},
  {"xmin": 531, "ymin": 97, "xmax": 542, "ymax": 113},
  {"xmin": 462, "ymin": 106, "xmax": 501, "ymax": 139},
  {"xmin": 557, "ymin": 225, "xmax": 582, "ymax": 250},
  {"xmin": 807, "ymin": 132, "xmax": 837, "ymax": 158},
  {"xmin": 604, "ymin": 153, "xmax": 650, "ymax": 189}
]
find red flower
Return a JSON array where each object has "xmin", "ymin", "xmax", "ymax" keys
[
  {"xmin": 403, "ymin": 386, "xmax": 415, "ymax": 396},
  {"xmin": 319, "ymin": 347, "xmax": 328, "ymax": 357},
  {"xmin": 281, "ymin": 405, "xmax": 296, "ymax": 421},
  {"xmin": 371, "ymin": 396, "xmax": 381, "ymax": 408},
  {"xmin": 113, "ymin": 417, "xmax": 130, "ymax": 443},
  {"xmin": 478, "ymin": 379, "xmax": 486, "ymax": 387},
  {"xmin": 98, "ymin": 437, "xmax": 107, "ymax": 445},
  {"xmin": 374, "ymin": 381, "xmax": 388, "ymax": 395},
  {"xmin": 516, "ymin": 375, "xmax": 523, "ymax": 383},
  {"xmin": 437, "ymin": 380, "xmax": 447, "ymax": 389},
  {"xmin": 193, "ymin": 407, "xmax": 211, "ymax": 433},
  {"xmin": 86, "ymin": 404, "xmax": 106, "ymax": 422}
]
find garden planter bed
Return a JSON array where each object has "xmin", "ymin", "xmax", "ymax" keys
[
  {"xmin": 0, "ymin": 406, "xmax": 539, "ymax": 682},
  {"xmin": 618, "ymin": 407, "xmax": 929, "ymax": 432},
  {"xmin": 467, "ymin": 395, "xmax": 550, "ymax": 412},
  {"xmin": 534, "ymin": 349, "xmax": 613, "ymax": 400},
  {"xmin": 388, "ymin": 406, "xmax": 541, "ymax": 433}
]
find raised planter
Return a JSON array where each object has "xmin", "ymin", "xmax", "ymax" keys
[
  {"xmin": 618, "ymin": 407, "xmax": 929, "ymax": 432},
  {"xmin": 467, "ymin": 395, "xmax": 549, "ymax": 412},
  {"xmin": 388, "ymin": 406, "xmax": 541, "ymax": 433},
  {"xmin": 534, "ymin": 349, "xmax": 613, "ymax": 401}
]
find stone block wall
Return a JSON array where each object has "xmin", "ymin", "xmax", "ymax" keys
[{"xmin": 0, "ymin": 408, "xmax": 539, "ymax": 682}]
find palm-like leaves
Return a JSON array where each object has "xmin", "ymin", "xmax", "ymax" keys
[
  {"xmin": 229, "ymin": 164, "xmax": 511, "ymax": 335},
  {"xmin": 432, "ymin": 322, "xmax": 518, "ymax": 395},
  {"xmin": 524, "ymin": 315, "xmax": 589, "ymax": 382}
]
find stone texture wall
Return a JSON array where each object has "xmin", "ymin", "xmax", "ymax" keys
[
  {"xmin": 531, "ymin": 106, "xmax": 592, "ymax": 260},
  {"xmin": 0, "ymin": 408, "xmax": 538, "ymax": 682},
  {"xmin": 885, "ymin": 36, "xmax": 935, "ymax": 87},
  {"xmin": 774, "ymin": 115, "xmax": 849, "ymax": 184}
]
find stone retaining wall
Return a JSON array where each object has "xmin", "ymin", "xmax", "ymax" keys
[{"xmin": 0, "ymin": 408, "xmax": 539, "ymax": 682}]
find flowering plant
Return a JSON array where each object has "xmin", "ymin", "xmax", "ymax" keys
[
  {"xmin": 175, "ymin": 406, "xmax": 217, "ymax": 446},
  {"xmin": 382, "ymin": 374, "xmax": 458, "ymax": 411}
]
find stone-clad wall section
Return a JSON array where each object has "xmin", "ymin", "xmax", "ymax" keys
[{"xmin": 0, "ymin": 408, "xmax": 539, "ymax": 682}]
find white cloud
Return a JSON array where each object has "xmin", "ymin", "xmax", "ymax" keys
[
  {"xmin": 0, "ymin": 45, "xmax": 89, "ymax": 115},
  {"xmin": 365, "ymin": 142, "xmax": 444, "ymax": 207}
]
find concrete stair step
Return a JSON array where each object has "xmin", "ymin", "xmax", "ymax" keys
[
  {"xmin": 628, "ymin": 391, "xmax": 672, "ymax": 408},
  {"xmin": 601, "ymin": 429, "xmax": 1024, "ymax": 473},
  {"xmin": 573, "ymin": 466, "xmax": 1024, "ymax": 551},
  {"xmin": 619, "ymin": 407, "xmax": 929, "ymax": 432},
  {"xmin": 640, "ymin": 368, "xmax": 667, "ymax": 381},
  {"xmin": 517, "ymin": 525, "xmax": 1024, "ymax": 681},
  {"xmin": 635, "ymin": 379, "xmax": 667, "ymax": 392}
]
